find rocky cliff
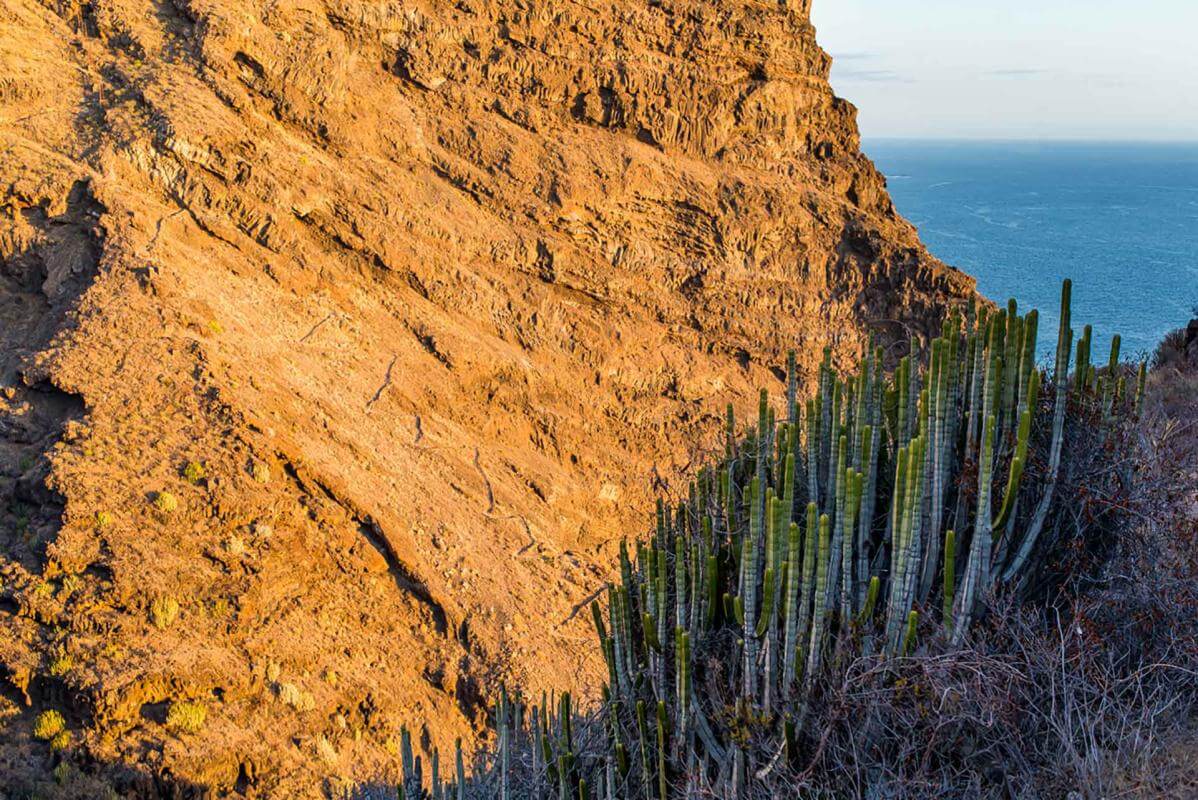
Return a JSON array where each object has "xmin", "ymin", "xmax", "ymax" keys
[{"xmin": 0, "ymin": 0, "xmax": 972, "ymax": 794}]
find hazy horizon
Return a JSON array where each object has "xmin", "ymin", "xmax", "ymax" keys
[
  {"xmin": 812, "ymin": 1, "xmax": 1198, "ymax": 142},
  {"xmin": 861, "ymin": 137, "xmax": 1198, "ymax": 145}
]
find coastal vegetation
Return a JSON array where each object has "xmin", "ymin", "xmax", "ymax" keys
[{"xmin": 393, "ymin": 281, "xmax": 1196, "ymax": 798}]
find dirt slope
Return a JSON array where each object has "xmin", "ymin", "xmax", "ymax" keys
[{"xmin": 0, "ymin": 0, "xmax": 972, "ymax": 794}]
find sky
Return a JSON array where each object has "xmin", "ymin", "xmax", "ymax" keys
[{"xmin": 811, "ymin": 0, "xmax": 1198, "ymax": 141}]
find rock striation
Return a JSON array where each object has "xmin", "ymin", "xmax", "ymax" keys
[{"xmin": 0, "ymin": 0, "xmax": 972, "ymax": 793}]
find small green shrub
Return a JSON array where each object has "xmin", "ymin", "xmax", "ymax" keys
[
  {"xmin": 182, "ymin": 461, "xmax": 206, "ymax": 484},
  {"xmin": 153, "ymin": 491, "xmax": 179, "ymax": 513},
  {"xmin": 150, "ymin": 596, "xmax": 179, "ymax": 629},
  {"xmin": 48, "ymin": 653, "xmax": 73, "ymax": 677},
  {"xmin": 33, "ymin": 710, "xmax": 66, "ymax": 740},
  {"xmin": 50, "ymin": 730, "xmax": 72, "ymax": 751},
  {"xmin": 53, "ymin": 761, "xmax": 77, "ymax": 785},
  {"xmin": 166, "ymin": 700, "xmax": 206, "ymax": 734},
  {"xmin": 95, "ymin": 510, "xmax": 113, "ymax": 528},
  {"xmin": 58, "ymin": 574, "xmax": 81, "ymax": 600}
]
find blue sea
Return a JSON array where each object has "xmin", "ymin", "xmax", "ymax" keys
[{"xmin": 864, "ymin": 140, "xmax": 1198, "ymax": 361}]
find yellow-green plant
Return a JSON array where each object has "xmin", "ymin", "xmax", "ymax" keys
[
  {"xmin": 33, "ymin": 709, "xmax": 66, "ymax": 740},
  {"xmin": 150, "ymin": 596, "xmax": 179, "ymax": 629},
  {"xmin": 183, "ymin": 460, "xmax": 207, "ymax": 484},
  {"xmin": 57, "ymin": 574, "xmax": 81, "ymax": 601},
  {"xmin": 166, "ymin": 700, "xmax": 207, "ymax": 734},
  {"xmin": 154, "ymin": 491, "xmax": 179, "ymax": 513},
  {"xmin": 48, "ymin": 652, "xmax": 74, "ymax": 677}
]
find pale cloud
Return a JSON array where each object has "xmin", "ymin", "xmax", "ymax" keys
[
  {"xmin": 987, "ymin": 68, "xmax": 1049, "ymax": 78},
  {"xmin": 835, "ymin": 67, "xmax": 913, "ymax": 84}
]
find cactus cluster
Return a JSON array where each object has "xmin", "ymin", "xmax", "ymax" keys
[
  {"xmin": 398, "ymin": 728, "xmax": 469, "ymax": 800},
  {"xmin": 400, "ymin": 280, "xmax": 1140, "ymax": 798}
]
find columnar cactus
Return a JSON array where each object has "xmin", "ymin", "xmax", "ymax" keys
[
  {"xmin": 942, "ymin": 529, "xmax": 956, "ymax": 636},
  {"xmin": 403, "ymin": 278, "xmax": 1132, "ymax": 800},
  {"xmin": 1004, "ymin": 279, "xmax": 1074, "ymax": 582},
  {"xmin": 455, "ymin": 738, "xmax": 466, "ymax": 800},
  {"xmin": 804, "ymin": 513, "xmax": 831, "ymax": 687}
]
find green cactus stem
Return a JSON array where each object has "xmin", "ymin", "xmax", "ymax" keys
[
  {"xmin": 1102, "ymin": 334, "xmax": 1122, "ymax": 418},
  {"xmin": 901, "ymin": 610, "xmax": 919, "ymax": 656},
  {"xmin": 992, "ymin": 407, "xmax": 1031, "ymax": 532},
  {"xmin": 636, "ymin": 700, "xmax": 652, "ymax": 800},
  {"xmin": 942, "ymin": 529, "xmax": 956, "ymax": 636},
  {"xmin": 755, "ymin": 567, "xmax": 775, "ymax": 638},
  {"xmin": 1004, "ymin": 279, "xmax": 1074, "ymax": 583},
  {"xmin": 781, "ymin": 520, "xmax": 803, "ymax": 689},
  {"xmin": 741, "ymin": 478, "xmax": 761, "ymax": 700},
  {"xmin": 804, "ymin": 513, "xmax": 831, "ymax": 687},
  {"xmin": 858, "ymin": 574, "xmax": 880, "ymax": 629},
  {"xmin": 656, "ymin": 701, "xmax": 669, "ymax": 800},
  {"xmin": 455, "ymin": 738, "xmax": 466, "ymax": 800},
  {"xmin": 677, "ymin": 631, "xmax": 691, "ymax": 737},
  {"xmin": 840, "ymin": 469, "xmax": 862, "ymax": 622},
  {"xmin": 954, "ymin": 415, "xmax": 995, "ymax": 643},
  {"xmin": 1134, "ymin": 360, "xmax": 1147, "ymax": 416}
]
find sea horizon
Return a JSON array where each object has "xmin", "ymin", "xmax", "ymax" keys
[
  {"xmin": 866, "ymin": 137, "xmax": 1198, "ymax": 145},
  {"xmin": 862, "ymin": 138, "xmax": 1198, "ymax": 361}
]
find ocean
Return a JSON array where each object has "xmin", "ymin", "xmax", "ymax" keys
[{"xmin": 864, "ymin": 140, "xmax": 1198, "ymax": 361}]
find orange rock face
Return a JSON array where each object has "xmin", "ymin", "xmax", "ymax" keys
[{"xmin": 0, "ymin": 0, "xmax": 972, "ymax": 793}]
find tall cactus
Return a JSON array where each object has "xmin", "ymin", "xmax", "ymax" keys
[
  {"xmin": 1102, "ymin": 334, "xmax": 1122, "ymax": 419},
  {"xmin": 455, "ymin": 738, "xmax": 466, "ymax": 800},
  {"xmin": 406, "ymin": 278, "xmax": 1131, "ymax": 800},
  {"xmin": 1004, "ymin": 279, "xmax": 1074, "ymax": 582},
  {"xmin": 804, "ymin": 514, "xmax": 831, "ymax": 687},
  {"xmin": 954, "ymin": 413, "xmax": 995, "ymax": 644},
  {"xmin": 781, "ymin": 520, "xmax": 803, "ymax": 690},
  {"xmin": 942, "ymin": 529, "xmax": 956, "ymax": 636}
]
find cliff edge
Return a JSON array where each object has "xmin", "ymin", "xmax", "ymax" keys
[{"xmin": 0, "ymin": 0, "xmax": 972, "ymax": 793}]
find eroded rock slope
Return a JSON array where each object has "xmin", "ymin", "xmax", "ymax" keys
[{"xmin": 0, "ymin": 0, "xmax": 972, "ymax": 793}]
